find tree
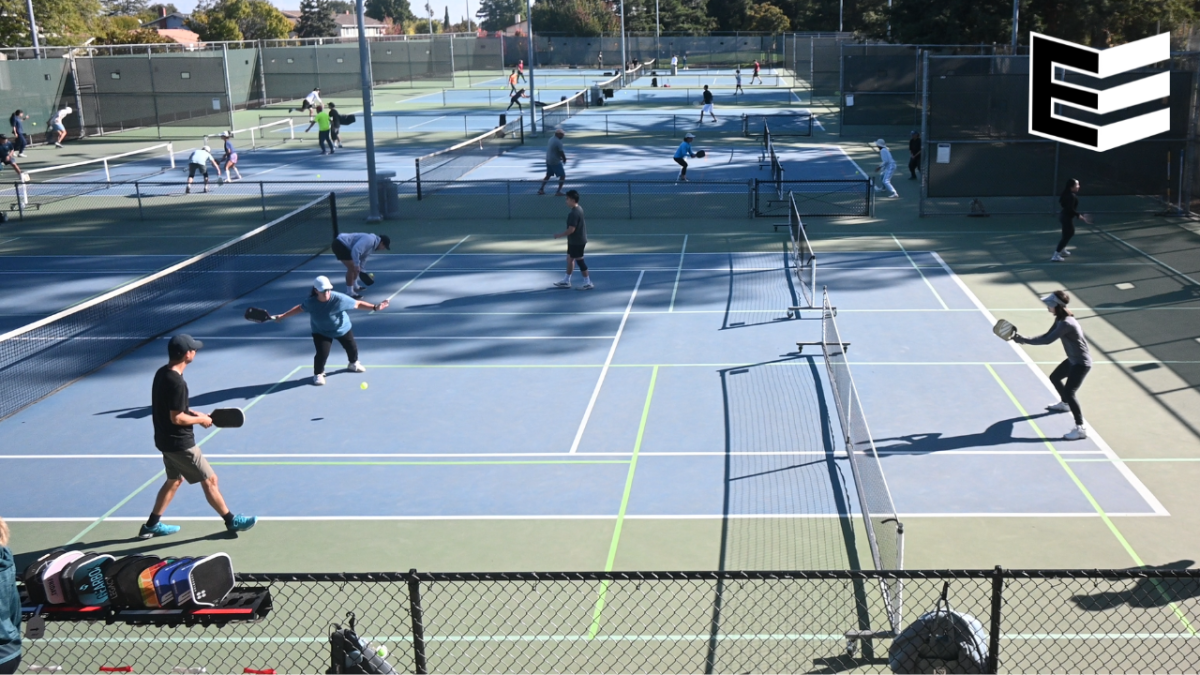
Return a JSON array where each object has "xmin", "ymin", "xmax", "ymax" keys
[
  {"xmin": 530, "ymin": 0, "xmax": 618, "ymax": 36},
  {"xmin": 94, "ymin": 23, "xmax": 174, "ymax": 43},
  {"xmin": 0, "ymin": 0, "xmax": 102, "ymax": 47},
  {"xmin": 138, "ymin": 2, "xmax": 179, "ymax": 22},
  {"xmin": 744, "ymin": 1, "xmax": 790, "ymax": 30},
  {"xmin": 366, "ymin": 0, "xmax": 416, "ymax": 27},
  {"xmin": 476, "ymin": 0, "xmax": 522, "ymax": 31},
  {"xmin": 295, "ymin": 0, "xmax": 340, "ymax": 37},
  {"xmin": 407, "ymin": 17, "xmax": 442, "ymax": 32},
  {"xmin": 188, "ymin": 0, "xmax": 291, "ymax": 40},
  {"xmin": 706, "ymin": 0, "xmax": 749, "ymax": 29},
  {"xmin": 101, "ymin": 0, "xmax": 148, "ymax": 16},
  {"xmin": 327, "ymin": 0, "xmax": 354, "ymax": 12},
  {"xmin": 444, "ymin": 5, "xmax": 451, "ymax": 30},
  {"xmin": 625, "ymin": 0, "xmax": 717, "ymax": 33}
]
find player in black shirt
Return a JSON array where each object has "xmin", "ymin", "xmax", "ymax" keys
[
  {"xmin": 908, "ymin": 131, "xmax": 921, "ymax": 179},
  {"xmin": 699, "ymin": 85, "xmax": 716, "ymax": 123},
  {"xmin": 552, "ymin": 190, "xmax": 593, "ymax": 290},
  {"xmin": 141, "ymin": 334, "xmax": 257, "ymax": 539}
]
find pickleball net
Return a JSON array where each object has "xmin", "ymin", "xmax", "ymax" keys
[
  {"xmin": 0, "ymin": 193, "xmax": 337, "ymax": 421},
  {"xmin": 787, "ymin": 191, "xmax": 817, "ymax": 311},
  {"xmin": 820, "ymin": 287, "xmax": 905, "ymax": 636},
  {"xmin": 415, "ymin": 117, "xmax": 525, "ymax": 199},
  {"xmin": 15, "ymin": 142, "xmax": 177, "ymax": 209},
  {"xmin": 203, "ymin": 118, "xmax": 297, "ymax": 151},
  {"xmin": 539, "ymin": 59, "xmax": 654, "ymax": 133}
]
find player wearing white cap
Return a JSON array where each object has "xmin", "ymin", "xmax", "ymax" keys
[{"xmin": 873, "ymin": 139, "xmax": 899, "ymax": 198}]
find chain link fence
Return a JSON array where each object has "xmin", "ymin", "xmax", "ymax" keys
[{"xmin": 19, "ymin": 569, "xmax": 1200, "ymax": 674}]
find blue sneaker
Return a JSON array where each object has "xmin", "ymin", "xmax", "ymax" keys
[
  {"xmin": 138, "ymin": 522, "xmax": 180, "ymax": 539},
  {"xmin": 226, "ymin": 514, "xmax": 257, "ymax": 534}
]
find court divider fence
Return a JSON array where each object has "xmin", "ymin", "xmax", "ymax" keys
[
  {"xmin": 6, "ymin": 177, "xmax": 873, "ymax": 224},
  {"xmin": 19, "ymin": 567, "xmax": 1200, "ymax": 674}
]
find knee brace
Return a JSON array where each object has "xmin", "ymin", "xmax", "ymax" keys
[{"xmin": 577, "ymin": 259, "xmax": 588, "ymax": 273}]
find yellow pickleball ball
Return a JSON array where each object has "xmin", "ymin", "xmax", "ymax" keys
[{"xmin": 361, "ymin": 382, "xmax": 368, "ymax": 390}]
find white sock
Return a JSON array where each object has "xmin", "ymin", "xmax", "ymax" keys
[
  {"xmin": 347, "ymin": 285, "xmax": 356, "ymax": 295},
  {"xmin": 562, "ymin": 274, "xmax": 571, "ymax": 283}
]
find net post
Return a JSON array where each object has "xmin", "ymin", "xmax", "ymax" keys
[
  {"xmin": 135, "ymin": 181, "xmax": 144, "ymax": 221},
  {"xmin": 168, "ymin": 143, "xmax": 175, "ymax": 169},
  {"xmin": 288, "ymin": 119, "xmax": 295, "ymax": 141},
  {"xmin": 985, "ymin": 565, "xmax": 1004, "ymax": 674},
  {"xmin": 250, "ymin": 127, "xmax": 258, "ymax": 151},
  {"xmin": 15, "ymin": 182, "xmax": 25, "ymax": 219},
  {"xmin": 406, "ymin": 569, "xmax": 428, "ymax": 675},
  {"xmin": 103, "ymin": 159, "xmax": 110, "ymax": 183},
  {"xmin": 259, "ymin": 181, "xmax": 267, "ymax": 220},
  {"xmin": 329, "ymin": 191, "xmax": 338, "ymax": 236},
  {"xmin": 415, "ymin": 159, "xmax": 423, "ymax": 201}
]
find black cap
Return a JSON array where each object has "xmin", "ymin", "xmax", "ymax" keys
[
  {"xmin": 378, "ymin": 234, "xmax": 391, "ymax": 250},
  {"xmin": 168, "ymin": 334, "xmax": 203, "ymax": 359}
]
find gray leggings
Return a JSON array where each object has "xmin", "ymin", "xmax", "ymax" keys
[{"xmin": 1050, "ymin": 359, "xmax": 1090, "ymax": 426}]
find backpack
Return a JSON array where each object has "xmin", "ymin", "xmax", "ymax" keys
[
  {"xmin": 889, "ymin": 583, "xmax": 989, "ymax": 674},
  {"xmin": 326, "ymin": 612, "xmax": 397, "ymax": 674}
]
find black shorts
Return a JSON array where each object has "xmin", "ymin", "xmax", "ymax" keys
[
  {"xmin": 567, "ymin": 242, "xmax": 586, "ymax": 259},
  {"xmin": 332, "ymin": 238, "xmax": 353, "ymax": 261},
  {"xmin": 187, "ymin": 163, "xmax": 207, "ymax": 178}
]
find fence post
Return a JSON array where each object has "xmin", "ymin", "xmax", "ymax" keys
[
  {"xmin": 627, "ymin": 181, "xmax": 633, "ymax": 219},
  {"xmin": 407, "ymin": 569, "xmax": 428, "ymax": 675},
  {"xmin": 986, "ymin": 565, "xmax": 1004, "ymax": 674},
  {"xmin": 15, "ymin": 182, "xmax": 23, "ymax": 221},
  {"xmin": 135, "ymin": 181, "xmax": 143, "ymax": 221},
  {"xmin": 329, "ymin": 191, "xmax": 338, "ymax": 235},
  {"xmin": 259, "ymin": 181, "xmax": 267, "ymax": 220}
]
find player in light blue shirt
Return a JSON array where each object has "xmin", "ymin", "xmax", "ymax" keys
[
  {"xmin": 673, "ymin": 132, "xmax": 696, "ymax": 182},
  {"xmin": 269, "ymin": 275, "xmax": 389, "ymax": 386},
  {"xmin": 332, "ymin": 232, "xmax": 390, "ymax": 298}
]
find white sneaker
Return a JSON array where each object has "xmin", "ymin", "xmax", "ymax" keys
[
  {"xmin": 553, "ymin": 280, "xmax": 571, "ymax": 288},
  {"xmin": 348, "ymin": 361, "xmax": 365, "ymax": 373},
  {"xmin": 1047, "ymin": 401, "xmax": 1071, "ymax": 413},
  {"xmin": 1050, "ymin": 252, "xmax": 1065, "ymax": 262},
  {"xmin": 1061, "ymin": 249, "xmax": 1072, "ymax": 257},
  {"xmin": 17, "ymin": 152, "xmax": 25, "ymax": 157},
  {"xmin": 1064, "ymin": 425, "xmax": 1088, "ymax": 440},
  {"xmin": 313, "ymin": 373, "xmax": 326, "ymax": 386},
  {"xmin": 578, "ymin": 281, "xmax": 594, "ymax": 290}
]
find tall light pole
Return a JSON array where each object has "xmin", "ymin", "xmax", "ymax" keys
[
  {"xmin": 525, "ymin": 0, "xmax": 536, "ymax": 135},
  {"xmin": 25, "ymin": 0, "xmax": 39, "ymax": 56},
  {"xmin": 425, "ymin": 2, "xmax": 434, "ymax": 35},
  {"xmin": 356, "ymin": 0, "xmax": 381, "ymax": 221},
  {"xmin": 1011, "ymin": 0, "xmax": 1020, "ymax": 49},
  {"xmin": 619, "ymin": 0, "xmax": 626, "ymax": 71},
  {"xmin": 839, "ymin": 0, "xmax": 843, "ymax": 32},
  {"xmin": 655, "ymin": 0, "xmax": 660, "ymax": 61}
]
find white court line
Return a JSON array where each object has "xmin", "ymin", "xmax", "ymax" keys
[
  {"xmin": 191, "ymin": 335, "xmax": 616, "ymax": 340},
  {"xmin": 406, "ymin": 116, "xmax": 446, "ymax": 129},
  {"xmin": 892, "ymin": 234, "xmax": 948, "ymax": 309},
  {"xmin": 1093, "ymin": 226, "xmax": 1200, "ymax": 287},
  {"xmin": 835, "ymin": 145, "xmax": 871, "ymax": 180},
  {"xmin": 569, "ymin": 271, "xmax": 643, "ymax": 454},
  {"xmin": 669, "ymin": 234, "xmax": 688, "ymax": 312},
  {"xmin": 1, "ymin": 449, "xmax": 1105, "ymax": 460},
  {"xmin": 0, "ymin": 237, "xmax": 20, "ymax": 247},
  {"xmin": 395, "ymin": 91, "xmax": 444, "ymax": 104},
  {"xmin": 376, "ymin": 235, "xmax": 469, "ymax": 309},
  {"xmin": 7, "ymin": 512, "xmax": 1166, "ymax": 522},
  {"xmin": 930, "ymin": 250, "xmax": 1169, "ymax": 516}
]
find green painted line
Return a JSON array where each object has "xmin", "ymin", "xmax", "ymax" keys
[
  {"xmin": 64, "ymin": 365, "xmax": 305, "ymax": 546},
  {"xmin": 589, "ymin": 366, "xmax": 659, "ymax": 640},
  {"xmin": 1066, "ymin": 458, "xmax": 1200, "ymax": 463},
  {"xmin": 985, "ymin": 364, "xmax": 1197, "ymax": 635},
  {"xmin": 211, "ymin": 460, "xmax": 628, "ymax": 467}
]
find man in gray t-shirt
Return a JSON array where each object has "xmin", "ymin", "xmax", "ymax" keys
[
  {"xmin": 539, "ymin": 127, "xmax": 567, "ymax": 196},
  {"xmin": 552, "ymin": 190, "xmax": 592, "ymax": 290}
]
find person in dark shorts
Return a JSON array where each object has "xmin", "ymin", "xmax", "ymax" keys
[
  {"xmin": 552, "ymin": 190, "xmax": 592, "ymax": 290},
  {"xmin": 268, "ymin": 275, "xmax": 389, "ymax": 385},
  {"xmin": 907, "ymin": 130, "xmax": 921, "ymax": 180},
  {"xmin": 0, "ymin": 136, "xmax": 23, "ymax": 179},
  {"xmin": 0, "ymin": 517, "xmax": 20, "ymax": 675},
  {"xmin": 507, "ymin": 88, "xmax": 528, "ymax": 112},
  {"xmin": 1013, "ymin": 290, "xmax": 1093, "ymax": 440},
  {"xmin": 539, "ymin": 126, "xmax": 567, "ymax": 196},
  {"xmin": 141, "ymin": 334, "xmax": 257, "ymax": 539},
  {"xmin": 673, "ymin": 132, "xmax": 697, "ymax": 182},
  {"xmin": 1051, "ymin": 179, "xmax": 1091, "ymax": 262},
  {"xmin": 332, "ymin": 232, "xmax": 390, "ymax": 298},
  {"xmin": 8, "ymin": 110, "xmax": 28, "ymax": 157},
  {"xmin": 751, "ymin": 60, "xmax": 762, "ymax": 84},
  {"xmin": 328, "ymin": 102, "xmax": 344, "ymax": 149},
  {"xmin": 185, "ymin": 145, "xmax": 221, "ymax": 194}
]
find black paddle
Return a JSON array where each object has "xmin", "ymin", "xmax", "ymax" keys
[{"xmin": 210, "ymin": 408, "xmax": 245, "ymax": 428}]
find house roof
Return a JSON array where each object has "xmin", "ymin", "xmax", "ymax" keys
[
  {"xmin": 333, "ymin": 12, "xmax": 384, "ymax": 27},
  {"xmin": 156, "ymin": 28, "xmax": 202, "ymax": 44},
  {"xmin": 140, "ymin": 12, "xmax": 189, "ymax": 27}
]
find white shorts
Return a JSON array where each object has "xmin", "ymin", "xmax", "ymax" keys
[{"xmin": 701, "ymin": 104, "xmax": 713, "ymax": 113}]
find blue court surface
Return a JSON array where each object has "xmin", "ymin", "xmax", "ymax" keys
[{"xmin": 0, "ymin": 249, "xmax": 1165, "ymax": 524}]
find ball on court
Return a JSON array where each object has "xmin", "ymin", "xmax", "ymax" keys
[
  {"xmin": 361, "ymin": 382, "xmax": 368, "ymax": 390},
  {"xmin": 375, "ymin": 646, "xmax": 388, "ymax": 658}
]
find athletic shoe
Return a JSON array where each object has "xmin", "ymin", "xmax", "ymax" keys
[
  {"xmin": 17, "ymin": 152, "xmax": 26, "ymax": 157},
  {"xmin": 1050, "ymin": 252, "xmax": 1065, "ymax": 262},
  {"xmin": 888, "ymin": 193, "xmax": 900, "ymax": 199},
  {"xmin": 679, "ymin": 176, "xmax": 689, "ymax": 182},
  {"xmin": 226, "ymin": 514, "xmax": 257, "ymax": 534},
  {"xmin": 313, "ymin": 373, "xmax": 326, "ymax": 386},
  {"xmin": 54, "ymin": 142, "xmax": 62, "ymax": 148},
  {"xmin": 537, "ymin": 189, "xmax": 546, "ymax": 195},
  {"xmin": 553, "ymin": 280, "xmax": 571, "ymax": 288},
  {"xmin": 321, "ymin": 151, "xmax": 328, "ymax": 155},
  {"xmin": 348, "ymin": 361, "xmax": 365, "ymax": 373},
  {"xmin": 350, "ymin": 293, "xmax": 363, "ymax": 300},
  {"xmin": 1064, "ymin": 425, "xmax": 1088, "ymax": 440},
  {"xmin": 1047, "ymin": 401, "xmax": 1071, "ymax": 413},
  {"xmin": 578, "ymin": 282, "xmax": 595, "ymax": 290},
  {"xmin": 185, "ymin": 187, "xmax": 191, "ymax": 194},
  {"xmin": 138, "ymin": 522, "xmax": 180, "ymax": 539},
  {"xmin": 1062, "ymin": 249, "xmax": 1072, "ymax": 257}
]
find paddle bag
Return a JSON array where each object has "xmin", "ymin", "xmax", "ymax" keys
[
  {"xmin": 327, "ymin": 612, "xmax": 397, "ymax": 674},
  {"xmin": 889, "ymin": 582, "xmax": 989, "ymax": 674}
]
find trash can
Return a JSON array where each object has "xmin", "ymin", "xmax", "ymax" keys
[
  {"xmin": 671, "ymin": 64, "xmax": 678, "ymax": 76},
  {"xmin": 651, "ymin": 77, "xmax": 658, "ymax": 87},
  {"xmin": 603, "ymin": 88, "xmax": 614, "ymax": 99},
  {"xmin": 376, "ymin": 170, "xmax": 399, "ymax": 219}
]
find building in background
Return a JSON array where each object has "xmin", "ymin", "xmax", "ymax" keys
[{"xmin": 141, "ymin": 7, "xmax": 189, "ymax": 30}]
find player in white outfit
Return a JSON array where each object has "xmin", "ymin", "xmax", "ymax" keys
[{"xmin": 873, "ymin": 139, "xmax": 900, "ymax": 198}]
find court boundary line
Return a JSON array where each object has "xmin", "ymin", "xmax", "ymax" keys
[
  {"xmin": 569, "ymin": 270, "xmax": 643, "ymax": 454},
  {"xmin": 1, "ymin": 449, "xmax": 1107, "ymax": 460},
  {"xmin": 930, "ymin": 251, "xmax": 1168, "ymax": 517},
  {"xmin": 669, "ymin": 235, "xmax": 688, "ymax": 312},
  {"xmin": 892, "ymin": 233, "xmax": 948, "ymax": 309},
  {"xmin": 377, "ymin": 235, "xmax": 470, "ymax": 308}
]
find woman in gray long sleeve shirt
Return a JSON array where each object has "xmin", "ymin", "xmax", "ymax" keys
[{"xmin": 1014, "ymin": 290, "xmax": 1092, "ymax": 440}]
